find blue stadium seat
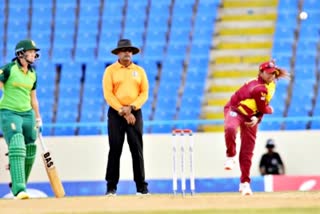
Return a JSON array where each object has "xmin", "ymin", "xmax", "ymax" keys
[
  {"xmin": 75, "ymin": 47, "xmax": 96, "ymax": 63},
  {"xmin": 273, "ymin": 26, "xmax": 295, "ymax": 42},
  {"xmin": 177, "ymin": 107, "xmax": 200, "ymax": 120},
  {"xmin": 298, "ymin": 23, "xmax": 320, "ymax": 42},
  {"xmin": 142, "ymin": 42, "xmax": 165, "ymax": 60},
  {"xmin": 55, "ymin": 0, "xmax": 76, "ymax": 18},
  {"xmin": 31, "ymin": 10, "xmax": 52, "ymax": 33},
  {"xmin": 166, "ymin": 43, "xmax": 187, "ymax": 60},
  {"xmin": 161, "ymin": 60, "xmax": 183, "ymax": 82},
  {"xmin": 276, "ymin": 11, "xmax": 298, "ymax": 27},
  {"xmin": 83, "ymin": 84, "xmax": 104, "ymax": 99},
  {"xmin": 294, "ymin": 65, "xmax": 316, "ymax": 79},
  {"xmin": 272, "ymin": 54, "xmax": 291, "ymax": 68},
  {"xmin": 55, "ymin": 98, "xmax": 79, "ymax": 135},
  {"xmin": 77, "ymin": 32, "xmax": 97, "ymax": 49},
  {"xmin": 272, "ymin": 40, "xmax": 293, "ymax": 55},
  {"xmin": 284, "ymin": 120, "xmax": 307, "ymax": 130},
  {"xmin": 190, "ymin": 43, "xmax": 211, "ymax": 59},
  {"xmin": 169, "ymin": 28, "xmax": 190, "ymax": 46},
  {"xmin": 37, "ymin": 47, "xmax": 50, "ymax": 62},
  {"xmin": 122, "ymin": 30, "xmax": 144, "ymax": 49},
  {"xmin": 53, "ymin": 31, "xmax": 74, "ymax": 49},
  {"xmin": 278, "ymin": 0, "xmax": 299, "ymax": 8},
  {"xmin": 85, "ymin": 62, "xmax": 105, "ymax": 85},
  {"xmin": 183, "ymin": 82, "xmax": 204, "ymax": 97},
  {"xmin": 77, "ymin": 21, "xmax": 99, "ymax": 45},
  {"xmin": 153, "ymin": 108, "xmax": 176, "ymax": 121},
  {"xmin": 41, "ymin": 111, "xmax": 54, "ymax": 136},
  {"xmin": 146, "ymin": 30, "xmax": 167, "ymax": 47},
  {"xmin": 193, "ymin": 25, "xmax": 214, "ymax": 43},
  {"xmin": 78, "ymin": 113, "xmax": 103, "ymax": 135},
  {"xmin": 59, "ymin": 62, "xmax": 82, "ymax": 88},
  {"xmin": 31, "ymin": 31, "xmax": 51, "ymax": 50},
  {"xmin": 303, "ymin": 0, "xmax": 320, "ymax": 10},
  {"xmin": 295, "ymin": 52, "xmax": 316, "ymax": 68},
  {"xmin": 51, "ymin": 47, "xmax": 72, "ymax": 63},
  {"xmin": 7, "ymin": 18, "xmax": 28, "ymax": 37},
  {"xmin": 185, "ymin": 66, "xmax": 208, "ymax": 83},
  {"xmin": 180, "ymin": 94, "xmax": 202, "ymax": 113},
  {"xmin": 259, "ymin": 120, "xmax": 282, "ymax": 131}
]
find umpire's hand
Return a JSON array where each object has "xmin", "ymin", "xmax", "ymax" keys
[{"xmin": 124, "ymin": 113, "xmax": 136, "ymax": 125}]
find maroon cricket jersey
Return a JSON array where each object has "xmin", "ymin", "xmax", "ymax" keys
[{"xmin": 225, "ymin": 76, "xmax": 275, "ymax": 119}]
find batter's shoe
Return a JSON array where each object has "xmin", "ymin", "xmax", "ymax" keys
[
  {"xmin": 224, "ymin": 157, "xmax": 236, "ymax": 170},
  {"xmin": 239, "ymin": 182, "xmax": 253, "ymax": 196},
  {"xmin": 14, "ymin": 191, "xmax": 30, "ymax": 200}
]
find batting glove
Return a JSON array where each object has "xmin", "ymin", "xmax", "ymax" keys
[{"xmin": 36, "ymin": 118, "xmax": 43, "ymax": 133}]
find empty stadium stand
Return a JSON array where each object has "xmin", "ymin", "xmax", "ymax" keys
[{"xmin": 1, "ymin": 0, "xmax": 319, "ymax": 136}]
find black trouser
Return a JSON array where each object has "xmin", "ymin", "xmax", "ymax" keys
[{"xmin": 105, "ymin": 107, "xmax": 148, "ymax": 192}]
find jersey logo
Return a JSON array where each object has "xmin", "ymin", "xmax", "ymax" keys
[
  {"xmin": 229, "ymin": 111, "xmax": 237, "ymax": 117},
  {"xmin": 261, "ymin": 92, "xmax": 266, "ymax": 100},
  {"xmin": 132, "ymin": 71, "xmax": 138, "ymax": 77},
  {"xmin": 0, "ymin": 69, "xmax": 3, "ymax": 75}
]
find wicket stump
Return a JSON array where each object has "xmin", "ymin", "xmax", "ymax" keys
[{"xmin": 172, "ymin": 129, "xmax": 195, "ymax": 196}]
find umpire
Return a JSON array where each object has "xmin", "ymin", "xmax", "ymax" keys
[{"xmin": 102, "ymin": 39, "xmax": 149, "ymax": 196}]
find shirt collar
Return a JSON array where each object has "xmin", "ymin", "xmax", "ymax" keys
[
  {"xmin": 116, "ymin": 60, "xmax": 134, "ymax": 69},
  {"xmin": 15, "ymin": 59, "xmax": 33, "ymax": 72}
]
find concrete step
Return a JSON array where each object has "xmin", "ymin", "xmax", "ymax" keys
[
  {"xmin": 209, "ymin": 78, "xmax": 248, "ymax": 86},
  {"xmin": 212, "ymin": 55, "xmax": 270, "ymax": 64},
  {"xmin": 204, "ymin": 92, "xmax": 233, "ymax": 100},
  {"xmin": 217, "ymin": 27, "xmax": 274, "ymax": 36},
  {"xmin": 206, "ymin": 98, "xmax": 229, "ymax": 106},
  {"xmin": 222, "ymin": 0, "xmax": 277, "ymax": 8},
  {"xmin": 210, "ymin": 70, "xmax": 257, "ymax": 78},
  {"xmin": 219, "ymin": 7, "xmax": 277, "ymax": 16},
  {"xmin": 208, "ymin": 85, "xmax": 241, "ymax": 93},
  {"xmin": 210, "ymin": 49, "xmax": 271, "ymax": 57},
  {"xmin": 214, "ymin": 41, "xmax": 272, "ymax": 49},
  {"xmin": 208, "ymin": 63, "xmax": 260, "ymax": 70},
  {"xmin": 215, "ymin": 20, "xmax": 274, "ymax": 29},
  {"xmin": 203, "ymin": 111, "xmax": 225, "ymax": 119},
  {"xmin": 202, "ymin": 105, "xmax": 224, "ymax": 113},
  {"xmin": 213, "ymin": 35, "xmax": 274, "ymax": 43}
]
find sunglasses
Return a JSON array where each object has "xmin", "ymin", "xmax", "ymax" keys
[{"xmin": 118, "ymin": 48, "xmax": 133, "ymax": 52}]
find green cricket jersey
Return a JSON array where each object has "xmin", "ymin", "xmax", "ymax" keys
[{"xmin": 0, "ymin": 60, "xmax": 37, "ymax": 112}]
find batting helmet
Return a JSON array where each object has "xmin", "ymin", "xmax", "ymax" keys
[{"xmin": 15, "ymin": 39, "xmax": 40, "ymax": 54}]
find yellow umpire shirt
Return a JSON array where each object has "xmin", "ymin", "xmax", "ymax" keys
[{"xmin": 102, "ymin": 61, "xmax": 149, "ymax": 111}]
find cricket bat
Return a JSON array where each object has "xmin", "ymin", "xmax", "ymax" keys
[{"xmin": 38, "ymin": 133, "xmax": 65, "ymax": 198}]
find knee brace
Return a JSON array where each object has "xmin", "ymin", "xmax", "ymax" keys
[
  {"xmin": 25, "ymin": 143, "xmax": 37, "ymax": 182},
  {"xmin": 9, "ymin": 133, "xmax": 26, "ymax": 196}
]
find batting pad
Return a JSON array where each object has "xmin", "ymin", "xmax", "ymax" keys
[
  {"xmin": 9, "ymin": 133, "xmax": 27, "ymax": 196},
  {"xmin": 25, "ymin": 143, "xmax": 37, "ymax": 182}
]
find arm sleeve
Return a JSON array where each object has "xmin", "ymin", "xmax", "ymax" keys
[
  {"xmin": 131, "ymin": 68, "xmax": 149, "ymax": 110},
  {"xmin": 32, "ymin": 70, "xmax": 37, "ymax": 90},
  {"xmin": 102, "ymin": 67, "xmax": 123, "ymax": 111},
  {"xmin": 259, "ymin": 155, "xmax": 266, "ymax": 167},
  {"xmin": 0, "ymin": 65, "xmax": 11, "ymax": 83},
  {"xmin": 276, "ymin": 153, "xmax": 284, "ymax": 165},
  {"xmin": 252, "ymin": 86, "xmax": 273, "ymax": 114}
]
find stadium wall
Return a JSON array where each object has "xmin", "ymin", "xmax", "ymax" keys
[{"xmin": 1, "ymin": 130, "xmax": 320, "ymax": 197}]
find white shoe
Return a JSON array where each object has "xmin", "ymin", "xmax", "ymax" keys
[
  {"xmin": 14, "ymin": 191, "xmax": 30, "ymax": 200},
  {"xmin": 239, "ymin": 182, "xmax": 253, "ymax": 196},
  {"xmin": 224, "ymin": 157, "xmax": 236, "ymax": 170}
]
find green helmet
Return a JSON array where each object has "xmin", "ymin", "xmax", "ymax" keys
[{"xmin": 15, "ymin": 39, "xmax": 40, "ymax": 54}]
